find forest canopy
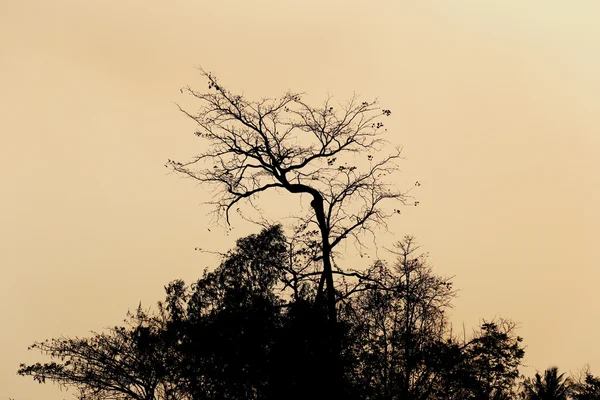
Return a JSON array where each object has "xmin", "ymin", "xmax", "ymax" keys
[{"xmin": 21, "ymin": 224, "xmax": 593, "ymax": 400}]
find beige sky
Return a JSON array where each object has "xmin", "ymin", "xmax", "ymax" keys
[{"xmin": 1, "ymin": 1, "xmax": 599, "ymax": 398}]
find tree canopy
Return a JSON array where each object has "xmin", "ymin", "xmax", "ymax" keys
[
  {"xmin": 20, "ymin": 226, "xmax": 337, "ymax": 400},
  {"xmin": 17, "ymin": 226, "xmax": 545, "ymax": 400}
]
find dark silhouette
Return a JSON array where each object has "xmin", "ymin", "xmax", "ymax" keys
[
  {"xmin": 19, "ymin": 226, "xmax": 344, "ymax": 400},
  {"xmin": 19, "ymin": 225, "xmax": 534, "ymax": 400},
  {"xmin": 17, "ymin": 307, "xmax": 180, "ymax": 400},
  {"xmin": 569, "ymin": 366, "xmax": 600, "ymax": 400},
  {"xmin": 462, "ymin": 320, "xmax": 525, "ymax": 399},
  {"xmin": 167, "ymin": 69, "xmax": 417, "ymax": 397},
  {"xmin": 167, "ymin": 68, "xmax": 410, "ymax": 342},
  {"xmin": 341, "ymin": 236, "xmax": 456, "ymax": 400},
  {"xmin": 521, "ymin": 366, "xmax": 571, "ymax": 400}
]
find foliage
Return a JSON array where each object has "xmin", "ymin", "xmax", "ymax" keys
[
  {"xmin": 462, "ymin": 319, "xmax": 526, "ymax": 399},
  {"xmin": 342, "ymin": 236, "xmax": 455, "ymax": 400},
  {"xmin": 19, "ymin": 226, "xmax": 530, "ymax": 400},
  {"xmin": 521, "ymin": 366, "xmax": 571, "ymax": 400},
  {"xmin": 17, "ymin": 307, "xmax": 180, "ymax": 400},
  {"xmin": 570, "ymin": 367, "xmax": 600, "ymax": 400}
]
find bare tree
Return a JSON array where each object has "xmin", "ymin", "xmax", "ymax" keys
[
  {"xmin": 342, "ymin": 236, "xmax": 456, "ymax": 400},
  {"xmin": 167, "ymin": 68, "xmax": 410, "ymax": 328}
]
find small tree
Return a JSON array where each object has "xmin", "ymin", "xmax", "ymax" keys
[
  {"xmin": 342, "ymin": 236, "xmax": 455, "ymax": 400},
  {"xmin": 568, "ymin": 365, "xmax": 600, "ymax": 400},
  {"xmin": 17, "ymin": 307, "xmax": 180, "ymax": 400},
  {"xmin": 463, "ymin": 319, "xmax": 525, "ymax": 399},
  {"xmin": 521, "ymin": 366, "xmax": 570, "ymax": 400}
]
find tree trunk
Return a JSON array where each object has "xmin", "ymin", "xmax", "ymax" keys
[
  {"xmin": 310, "ymin": 195, "xmax": 341, "ymax": 397},
  {"xmin": 310, "ymin": 197, "xmax": 336, "ymax": 322}
]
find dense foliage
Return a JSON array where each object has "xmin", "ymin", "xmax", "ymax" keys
[{"xmin": 18, "ymin": 226, "xmax": 597, "ymax": 400}]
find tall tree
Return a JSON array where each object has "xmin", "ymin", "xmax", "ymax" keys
[
  {"xmin": 167, "ymin": 68, "xmax": 410, "ymax": 331},
  {"xmin": 168, "ymin": 70, "xmax": 411, "ymax": 396}
]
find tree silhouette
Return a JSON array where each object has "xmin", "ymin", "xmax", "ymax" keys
[
  {"xmin": 165, "ymin": 225, "xmax": 341, "ymax": 399},
  {"xmin": 17, "ymin": 306, "xmax": 181, "ymax": 400},
  {"xmin": 459, "ymin": 319, "xmax": 525, "ymax": 400},
  {"xmin": 19, "ymin": 226, "xmax": 533, "ymax": 400},
  {"xmin": 570, "ymin": 366, "xmax": 600, "ymax": 400},
  {"xmin": 167, "ymin": 70, "xmax": 411, "ymax": 396},
  {"xmin": 521, "ymin": 366, "xmax": 570, "ymax": 400},
  {"xmin": 167, "ymin": 68, "xmax": 410, "ymax": 333},
  {"xmin": 18, "ymin": 226, "xmax": 346, "ymax": 400},
  {"xmin": 342, "ymin": 236, "xmax": 455, "ymax": 400}
]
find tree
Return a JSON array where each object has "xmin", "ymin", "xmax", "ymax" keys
[
  {"xmin": 18, "ymin": 224, "xmax": 532, "ymax": 400},
  {"xmin": 167, "ymin": 225, "xmax": 343, "ymax": 400},
  {"xmin": 521, "ymin": 366, "xmax": 570, "ymax": 400},
  {"xmin": 17, "ymin": 226, "xmax": 290, "ymax": 400},
  {"xmin": 567, "ymin": 366, "xmax": 600, "ymax": 400},
  {"xmin": 461, "ymin": 319, "xmax": 525, "ymax": 400},
  {"xmin": 167, "ymin": 68, "xmax": 410, "ymax": 332},
  {"xmin": 17, "ymin": 306, "xmax": 181, "ymax": 400},
  {"xmin": 342, "ymin": 236, "xmax": 455, "ymax": 400},
  {"xmin": 18, "ymin": 225, "xmax": 347, "ymax": 400},
  {"xmin": 168, "ymin": 70, "xmax": 411, "ymax": 397},
  {"xmin": 174, "ymin": 225, "xmax": 288, "ymax": 400}
]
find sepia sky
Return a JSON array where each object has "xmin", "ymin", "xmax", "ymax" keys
[{"xmin": 1, "ymin": 1, "xmax": 599, "ymax": 398}]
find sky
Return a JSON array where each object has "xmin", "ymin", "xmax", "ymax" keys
[{"xmin": 1, "ymin": 1, "xmax": 599, "ymax": 398}]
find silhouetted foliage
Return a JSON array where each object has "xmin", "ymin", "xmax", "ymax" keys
[
  {"xmin": 17, "ymin": 306, "xmax": 180, "ymax": 400},
  {"xmin": 521, "ymin": 366, "xmax": 571, "ymax": 400},
  {"xmin": 168, "ymin": 225, "xmax": 347, "ymax": 399},
  {"xmin": 341, "ymin": 236, "xmax": 455, "ymax": 400},
  {"xmin": 570, "ymin": 367, "xmax": 600, "ymax": 400},
  {"xmin": 19, "ymin": 226, "xmax": 530, "ymax": 400},
  {"xmin": 19, "ymin": 226, "xmax": 338, "ymax": 400},
  {"xmin": 462, "ymin": 319, "xmax": 525, "ymax": 399},
  {"xmin": 166, "ymin": 69, "xmax": 418, "ymax": 397}
]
